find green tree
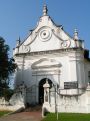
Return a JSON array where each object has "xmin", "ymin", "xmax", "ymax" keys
[{"xmin": 0, "ymin": 37, "xmax": 17, "ymax": 99}]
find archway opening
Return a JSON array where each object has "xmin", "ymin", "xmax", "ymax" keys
[{"xmin": 39, "ymin": 78, "xmax": 52, "ymax": 105}]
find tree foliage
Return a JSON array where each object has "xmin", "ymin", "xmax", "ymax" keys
[{"xmin": 0, "ymin": 37, "xmax": 17, "ymax": 98}]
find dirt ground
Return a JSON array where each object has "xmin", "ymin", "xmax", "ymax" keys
[{"xmin": 0, "ymin": 111, "xmax": 42, "ymax": 121}]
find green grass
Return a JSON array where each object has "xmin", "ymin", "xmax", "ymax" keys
[
  {"xmin": 41, "ymin": 113, "xmax": 90, "ymax": 121},
  {"xmin": 0, "ymin": 111, "xmax": 11, "ymax": 117}
]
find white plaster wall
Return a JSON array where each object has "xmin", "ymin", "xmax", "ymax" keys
[
  {"xmin": 14, "ymin": 48, "xmax": 90, "ymax": 113},
  {"xmin": 84, "ymin": 61, "xmax": 90, "ymax": 84},
  {"xmin": 49, "ymin": 88, "xmax": 90, "ymax": 113},
  {"xmin": 30, "ymin": 34, "xmax": 61, "ymax": 52},
  {"xmin": 14, "ymin": 50, "xmax": 83, "ymax": 104}
]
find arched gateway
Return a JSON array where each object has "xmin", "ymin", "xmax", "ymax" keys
[{"xmin": 39, "ymin": 78, "xmax": 52, "ymax": 104}]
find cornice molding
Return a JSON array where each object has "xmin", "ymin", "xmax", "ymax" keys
[{"xmin": 14, "ymin": 47, "xmax": 83, "ymax": 57}]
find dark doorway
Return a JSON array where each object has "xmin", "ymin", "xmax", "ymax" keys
[{"xmin": 39, "ymin": 78, "xmax": 52, "ymax": 105}]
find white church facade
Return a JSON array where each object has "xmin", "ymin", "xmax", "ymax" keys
[{"xmin": 13, "ymin": 5, "xmax": 90, "ymax": 113}]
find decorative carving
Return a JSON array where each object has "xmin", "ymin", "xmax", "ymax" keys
[
  {"xmin": 31, "ymin": 58, "xmax": 62, "ymax": 69},
  {"xmin": 61, "ymin": 40, "xmax": 71, "ymax": 48},
  {"xmin": 39, "ymin": 27, "xmax": 52, "ymax": 41},
  {"xmin": 23, "ymin": 45, "xmax": 30, "ymax": 53}
]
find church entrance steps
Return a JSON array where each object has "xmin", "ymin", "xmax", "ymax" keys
[{"xmin": 24, "ymin": 105, "xmax": 42, "ymax": 112}]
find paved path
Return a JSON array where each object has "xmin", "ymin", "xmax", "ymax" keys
[{"xmin": 0, "ymin": 111, "xmax": 42, "ymax": 121}]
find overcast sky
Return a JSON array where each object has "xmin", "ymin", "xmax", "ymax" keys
[{"xmin": 0, "ymin": 0, "xmax": 90, "ymax": 56}]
